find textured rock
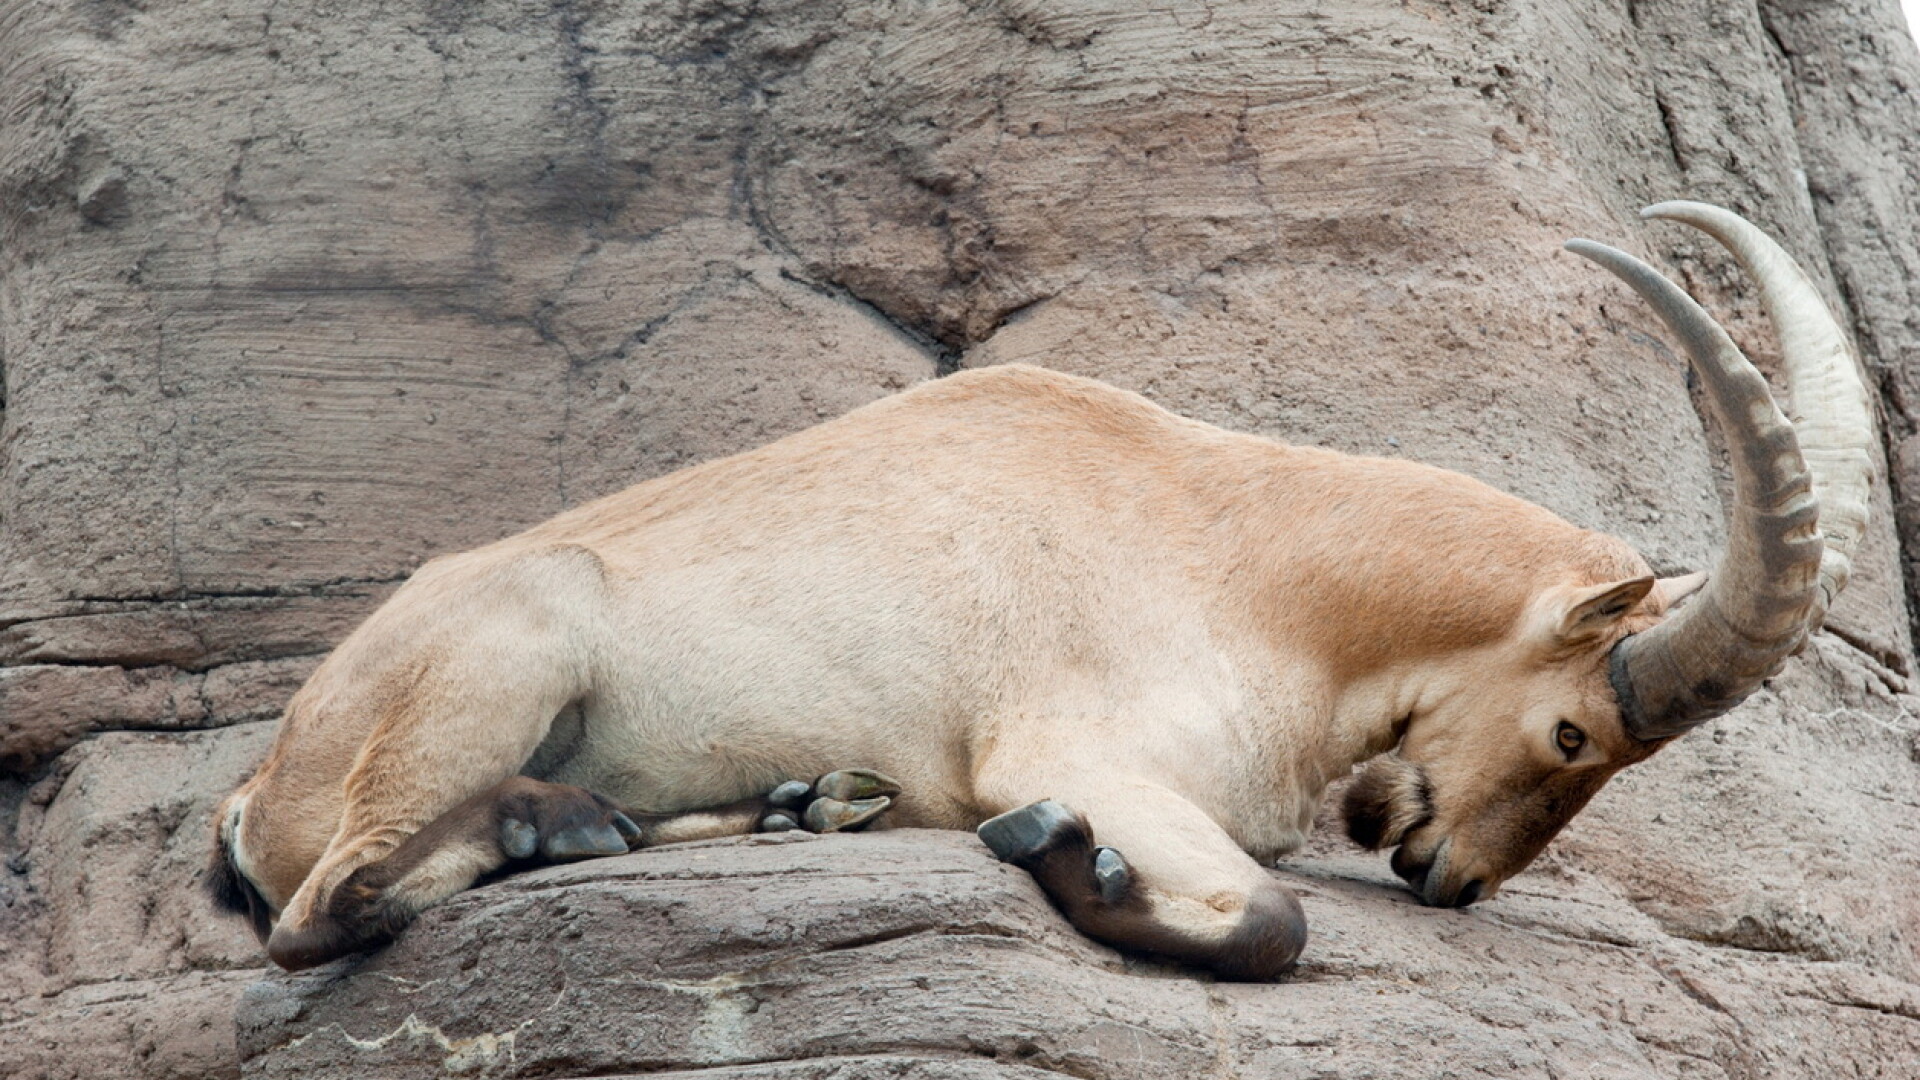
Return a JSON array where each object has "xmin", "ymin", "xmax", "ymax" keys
[
  {"xmin": 0, "ymin": 972, "xmax": 260, "ymax": 1080},
  {"xmin": 240, "ymin": 829, "xmax": 1920, "ymax": 1079},
  {"xmin": 0, "ymin": 0, "xmax": 935, "ymax": 633},
  {"xmin": 0, "ymin": 656, "xmax": 315, "ymax": 771},
  {"xmin": 30, "ymin": 726, "xmax": 272, "ymax": 986},
  {"xmin": 4, "ymin": 0, "xmax": 1920, "ymax": 1078},
  {"xmin": 0, "ymin": 725, "xmax": 274, "ymax": 1080}
]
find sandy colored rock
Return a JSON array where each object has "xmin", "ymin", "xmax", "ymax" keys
[{"xmin": 0, "ymin": 0, "xmax": 935, "ymax": 633}]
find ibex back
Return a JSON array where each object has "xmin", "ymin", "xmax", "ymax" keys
[{"xmin": 209, "ymin": 203, "xmax": 1872, "ymax": 979}]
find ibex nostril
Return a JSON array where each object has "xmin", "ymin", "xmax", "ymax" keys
[
  {"xmin": 1454, "ymin": 879, "xmax": 1485, "ymax": 907},
  {"xmin": 1389, "ymin": 846, "xmax": 1431, "ymax": 891}
]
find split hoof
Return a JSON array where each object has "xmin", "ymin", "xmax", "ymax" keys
[
  {"xmin": 804, "ymin": 795, "xmax": 893, "ymax": 833},
  {"xmin": 766, "ymin": 780, "xmax": 814, "ymax": 810},
  {"xmin": 499, "ymin": 815, "xmax": 635, "ymax": 861},
  {"xmin": 1092, "ymin": 846, "xmax": 1133, "ymax": 904},
  {"xmin": 977, "ymin": 799, "xmax": 1086, "ymax": 867},
  {"xmin": 813, "ymin": 768, "xmax": 903, "ymax": 803},
  {"xmin": 496, "ymin": 782, "xmax": 642, "ymax": 863},
  {"xmin": 756, "ymin": 769, "xmax": 902, "ymax": 834},
  {"xmin": 759, "ymin": 811, "xmax": 802, "ymax": 833}
]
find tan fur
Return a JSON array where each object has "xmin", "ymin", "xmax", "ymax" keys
[{"xmin": 217, "ymin": 364, "xmax": 1688, "ymax": 964}]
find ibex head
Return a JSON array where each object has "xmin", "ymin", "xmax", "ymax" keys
[{"xmin": 1344, "ymin": 202, "xmax": 1874, "ymax": 908}]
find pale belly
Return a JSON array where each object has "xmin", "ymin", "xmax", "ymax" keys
[{"xmin": 520, "ymin": 688, "xmax": 987, "ymax": 830}]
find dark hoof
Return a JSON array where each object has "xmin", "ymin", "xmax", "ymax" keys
[
  {"xmin": 499, "ymin": 816, "xmax": 633, "ymax": 861},
  {"xmin": 496, "ymin": 784, "xmax": 642, "ymax": 863},
  {"xmin": 813, "ymin": 769, "xmax": 903, "ymax": 803},
  {"xmin": 767, "ymin": 780, "xmax": 814, "ymax": 810},
  {"xmin": 500, "ymin": 819, "xmax": 539, "ymax": 860},
  {"xmin": 1092, "ymin": 846, "xmax": 1133, "ymax": 904},
  {"xmin": 977, "ymin": 800, "xmax": 1086, "ymax": 867},
  {"xmin": 611, "ymin": 811, "xmax": 644, "ymax": 848},
  {"xmin": 804, "ymin": 795, "xmax": 892, "ymax": 833},
  {"xmin": 761, "ymin": 769, "xmax": 902, "ymax": 834},
  {"xmin": 759, "ymin": 810, "xmax": 801, "ymax": 833},
  {"xmin": 540, "ymin": 820, "xmax": 634, "ymax": 860}
]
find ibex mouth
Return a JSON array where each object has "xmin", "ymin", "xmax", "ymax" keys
[{"xmin": 1393, "ymin": 838, "xmax": 1481, "ymax": 907}]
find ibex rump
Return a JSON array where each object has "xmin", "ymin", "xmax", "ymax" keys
[{"xmin": 209, "ymin": 203, "xmax": 1871, "ymax": 979}]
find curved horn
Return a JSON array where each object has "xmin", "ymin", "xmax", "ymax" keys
[
  {"xmin": 1641, "ymin": 201, "xmax": 1875, "ymax": 632},
  {"xmin": 1564, "ymin": 230, "xmax": 1824, "ymax": 740}
]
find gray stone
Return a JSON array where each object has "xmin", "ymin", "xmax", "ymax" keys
[{"xmin": 237, "ymin": 830, "xmax": 1920, "ymax": 1079}]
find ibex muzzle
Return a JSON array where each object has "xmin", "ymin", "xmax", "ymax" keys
[{"xmin": 208, "ymin": 203, "xmax": 1870, "ymax": 978}]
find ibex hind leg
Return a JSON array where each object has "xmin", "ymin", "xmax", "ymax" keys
[
  {"xmin": 266, "ymin": 776, "xmax": 643, "ymax": 970},
  {"xmin": 262, "ymin": 543, "xmax": 627, "ymax": 970},
  {"xmin": 640, "ymin": 768, "xmax": 905, "ymax": 844},
  {"xmin": 265, "ymin": 764, "xmax": 908, "ymax": 970}
]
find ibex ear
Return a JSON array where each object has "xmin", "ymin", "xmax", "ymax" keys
[{"xmin": 1546, "ymin": 576, "xmax": 1656, "ymax": 646}]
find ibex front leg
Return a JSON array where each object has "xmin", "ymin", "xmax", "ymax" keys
[{"xmin": 975, "ymin": 776, "xmax": 1306, "ymax": 980}]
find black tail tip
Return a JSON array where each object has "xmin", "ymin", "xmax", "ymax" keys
[{"xmin": 205, "ymin": 838, "xmax": 272, "ymax": 944}]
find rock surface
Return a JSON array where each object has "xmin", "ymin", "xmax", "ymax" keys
[
  {"xmin": 241, "ymin": 829, "xmax": 1920, "ymax": 1079},
  {"xmin": 3, "ymin": 1, "xmax": 1919, "ymax": 1078}
]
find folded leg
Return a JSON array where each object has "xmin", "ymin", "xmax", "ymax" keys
[
  {"xmin": 267, "ymin": 767, "xmax": 902, "ymax": 969},
  {"xmin": 975, "ymin": 773, "xmax": 1305, "ymax": 980},
  {"xmin": 268, "ymin": 776, "xmax": 641, "ymax": 969},
  {"xmin": 638, "ymin": 768, "xmax": 902, "ymax": 842}
]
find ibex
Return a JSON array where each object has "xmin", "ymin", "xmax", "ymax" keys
[{"xmin": 209, "ymin": 203, "xmax": 1871, "ymax": 979}]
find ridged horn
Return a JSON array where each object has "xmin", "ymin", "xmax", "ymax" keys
[
  {"xmin": 1640, "ymin": 201, "xmax": 1875, "ymax": 632},
  {"xmin": 1566, "ymin": 210, "xmax": 1839, "ymax": 740}
]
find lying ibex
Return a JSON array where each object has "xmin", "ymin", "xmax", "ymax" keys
[{"xmin": 209, "ymin": 203, "xmax": 1871, "ymax": 979}]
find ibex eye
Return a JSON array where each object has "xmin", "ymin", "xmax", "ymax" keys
[{"xmin": 1555, "ymin": 721, "xmax": 1587, "ymax": 758}]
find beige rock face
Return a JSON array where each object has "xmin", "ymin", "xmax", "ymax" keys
[{"xmin": 2, "ymin": 1, "xmax": 1918, "ymax": 1078}]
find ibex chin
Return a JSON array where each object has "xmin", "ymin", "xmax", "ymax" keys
[{"xmin": 209, "ymin": 202, "xmax": 1872, "ymax": 979}]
